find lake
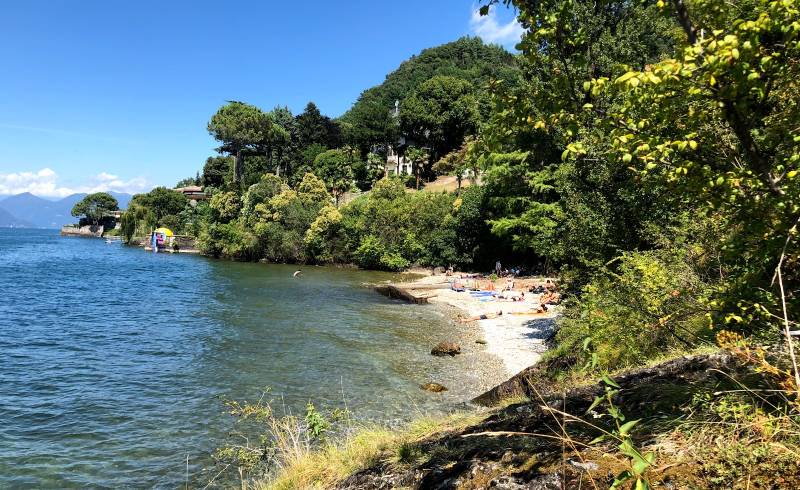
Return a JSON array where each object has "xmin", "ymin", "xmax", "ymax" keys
[{"xmin": 0, "ymin": 229, "xmax": 504, "ymax": 487}]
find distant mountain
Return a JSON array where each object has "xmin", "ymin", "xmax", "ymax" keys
[
  {"xmin": 0, "ymin": 207, "xmax": 34, "ymax": 228},
  {"xmin": 0, "ymin": 191, "xmax": 132, "ymax": 229}
]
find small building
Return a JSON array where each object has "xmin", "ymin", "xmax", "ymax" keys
[
  {"xmin": 384, "ymin": 100, "xmax": 428, "ymax": 177},
  {"xmin": 174, "ymin": 185, "xmax": 208, "ymax": 201},
  {"xmin": 386, "ymin": 141, "xmax": 416, "ymax": 176}
]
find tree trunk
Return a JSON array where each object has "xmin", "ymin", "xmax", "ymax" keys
[
  {"xmin": 233, "ymin": 149, "xmax": 244, "ymax": 184},
  {"xmin": 669, "ymin": 0, "xmax": 698, "ymax": 44}
]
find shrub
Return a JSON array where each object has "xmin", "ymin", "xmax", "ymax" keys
[
  {"xmin": 380, "ymin": 252, "xmax": 410, "ymax": 272},
  {"xmin": 353, "ymin": 235, "xmax": 386, "ymax": 270},
  {"xmin": 552, "ymin": 248, "xmax": 711, "ymax": 372}
]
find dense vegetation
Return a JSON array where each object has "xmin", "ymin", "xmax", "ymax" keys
[
  {"xmin": 119, "ymin": 2, "xmax": 800, "ymax": 486},
  {"xmin": 120, "ymin": 0, "xmax": 799, "ymax": 364},
  {"xmin": 121, "ymin": 37, "xmax": 519, "ymax": 270}
]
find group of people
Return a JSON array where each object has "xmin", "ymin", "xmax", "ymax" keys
[{"xmin": 457, "ymin": 277, "xmax": 561, "ymax": 322}]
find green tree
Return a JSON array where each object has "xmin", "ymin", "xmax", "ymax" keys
[
  {"xmin": 266, "ymin": 106, "xmax": 297, "ymax": 177},
  {"xmin": 304, "ymin": 205, "xmax": 344, "ymax": 262},
  {"xmin": 313, "ymin": 149, "xmax": 355, "ymax": 204},
  {"xmin": 130, "ymin": 187, "xmax": 189, "ymax": 222},
  {"xmin": 404, "ymin": 146, "xmax": 429, "ymax": 190},
  {"xmin": 295, "ymin": 102, "xmax": 341, "ymax": 151},
  {"xmin": 202, "ymin": 156, "xmax": 232, "ymax": 189},
  {"xmin": 400, "ymin": 76, "xmax": 480, "ymax": 163},
  {"xmin": 71, "ymin": 192, "xmax": 119, "ymax": 226},
  {"xmin": 296, "ymin": 172, "xmax": 331, "ymax": 205},
  {"xmin": 241, "ymin": 174, "xmax": 287, "ymax": 223},
  {"xmin": 572, "ymin": 0, "xmax": 800, "ymax": 330},
  {"xmin": 340, "ymin": 92, "xmax": 399, "ymax": 154},
  {"xmin": 340, "ymin": 37, "xmax": 521, "ymax": 152},
  {"xmin": 176, "ymin": 173, "xmax": 200, "ymax": 187},
  {"xmin": 208, "ymin": 102, "xmax": 271, "ymax": 185},
  {"xmin": 209, "ymin": 191, "xmax": 241, "ymax": 223},
  {"xmin": 119, "ymin": 203, "xmax": 155, "ymax": 243}
]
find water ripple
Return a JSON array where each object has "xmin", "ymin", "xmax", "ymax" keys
[{"xmin": 0, "ymin": 229, "xmax": 506, "ymax": 487}]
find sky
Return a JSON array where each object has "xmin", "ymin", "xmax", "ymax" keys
[{"xmin": 0, "ymin": 0, "xmax": 522, "ymax": 198}]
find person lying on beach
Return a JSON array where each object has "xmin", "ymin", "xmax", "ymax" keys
[
  {"xmin": 459, "ymin": 311, "xmax": 503, "ymax": 322},
  {"xmin": 541, "ymin": 291, "xmax": 561, "ymax": 305},
  {"xmin": 496, "ymin": 290, "xmax": 525, "ymax": 301},
  {"xmin": 510, "ymin": 304, "xmax": 549, "ymax": 315}
]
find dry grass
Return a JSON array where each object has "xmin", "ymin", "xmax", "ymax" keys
[{"xmin": 257, "ymin": 412, "xmax": 485, "ymax": 490}]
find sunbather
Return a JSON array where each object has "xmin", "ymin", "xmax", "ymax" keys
[
  {"xmin": 497, "ymin": 290, "xmax": 525, "ymax": 301},
  {"xmin": 459, "ymin": 311, "xmax": 503, "ymax": 322},
  {"xmin": 510, "ymin": 304, "xmax": 549, "ymax": 315},
  {"xmin": 541, "ymin": 291, "xmax": 561, "ymax": 305}
]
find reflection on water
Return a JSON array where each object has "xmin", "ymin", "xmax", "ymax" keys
[{"xmin": 0, "ymin": 229, "xmax": 504, "ymax": 487}]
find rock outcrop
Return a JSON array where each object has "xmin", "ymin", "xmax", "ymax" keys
[
  {"xmin": 420, "ymin": 383, "xmax": 448, "ymax": 393},
  {"xmin": 431, "ymin": 342, "xmax": 461, "ymax": 356}
]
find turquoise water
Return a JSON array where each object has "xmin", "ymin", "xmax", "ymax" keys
[{"xmin": 0, "ymin": 229, "xmax": 502, "ymax": 487}]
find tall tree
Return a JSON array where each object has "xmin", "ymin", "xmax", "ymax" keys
[
  {"xmin": 208, "ymin": 102, "xmax": 271, "ymax": 185},
  {"xmin": 202, "ymin": 156, "xmax": 233, "ymax": 189},
  {"xmin": 266, "ymin": 106, "xmax": 297, "ymax": 177},
  {"xmin": 340, "ymin": 91, "xmax": 399, "ymax": 154},
  {"xmin": 400, "ymin": 76, "xmax": 480, "ymax": 163},
  {"xmin": 313, "ymin": 148, "xmax": 355, "ymax": 205},
  {"xmin": 295, "ymin": 102, "xmax": 341, "ymax": 150}
]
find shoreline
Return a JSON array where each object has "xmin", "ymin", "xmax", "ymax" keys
[{"xmin": 384, "ymin": 271, "xmax": 559, "ymax": 377}]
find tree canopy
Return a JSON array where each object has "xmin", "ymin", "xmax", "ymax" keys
[
  {"xmin": 71, "ymin": 193, "xmax": 119, "ymax": 226},
  {"xmin": 208, "ymin": 102, "xmax": 272, "ymax": 184}
]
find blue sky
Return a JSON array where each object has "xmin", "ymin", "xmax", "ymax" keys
[{"xmin": 0, "ymin": 1, "xmax": 522, "ymax": 198}]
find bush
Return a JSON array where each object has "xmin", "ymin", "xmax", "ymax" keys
[
  {"xmin": 353, "ymin": 235, "xmax": 386, "ymax": 270},
  {"xmin": 551, "ymin": 248, "xmax": 711, "ymax": 372},
  {"xmin": 379, "ymin": 252, "xmax": 410, "ymax": 272}
]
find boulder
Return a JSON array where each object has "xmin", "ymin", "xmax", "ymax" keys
[
  {"xmin": 431, "ymin": 341, "xmax": 461, "ymax": 356},
  {"xmin": 420, "ymin": 382, "xmax": 448, "ymax": 393}
]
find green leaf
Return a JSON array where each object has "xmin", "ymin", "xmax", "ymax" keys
[
  {"xmin": 587, "ymin": 395, "xmax": 604, "ymax": 413},
  {"xmin": 611, "ymin": 470, "xmax": 633, "ymax": 489},
  {"xmin": 601, "ymin": 375, "xmax": 621, "ymax": 388},
  {"xmin": 622, "ymin": 153, "xmax": 633, "ymax": 163},
  {"xmin": 589, "ymin": 434, "xmax": 607, "ymax": 445},
  {"xmin": 619, "ymin": 419, "xmax": 640, "ymax": 436},
  {"xmin": 479, "ymin": 5, "xmax": 490, "ymax": 16},
  {"xmin": 632, "ymin": 456, "xmax": 652, "ymax": 475}
]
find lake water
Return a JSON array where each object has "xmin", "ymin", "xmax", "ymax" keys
[{"xmin": 0, "ymin": 229, "xmax": 504, "ymax": 487}]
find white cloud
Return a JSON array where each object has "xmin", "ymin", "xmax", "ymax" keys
[
  {"xmin": 0, "ymin": 168, "xmax": 149, "ymax": 198},
  {"xmin": 469, "ymin": 6, "xmax": 524, "ymax": 47}
]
